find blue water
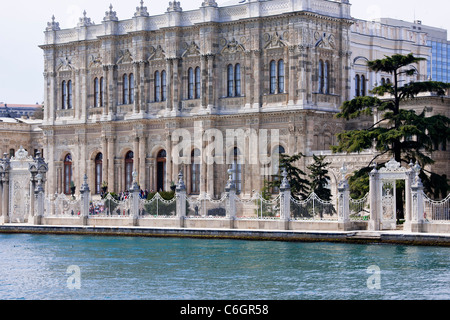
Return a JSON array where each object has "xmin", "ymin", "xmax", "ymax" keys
[{"xmin": 0, "ymin": 233, "xmax": 449, "ymax": 300}]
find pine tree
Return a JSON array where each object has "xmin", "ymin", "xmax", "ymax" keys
[
  {"xmin": 268, "ymin": 152, "xmax": 309, "ymax": 200},
  {"xmin": 332, "ymin": 53, "xmax": 450, "ymax": 198},
  {"xmin": 307, "ymin": 154, "xmax": 332, "ymax": 201}
]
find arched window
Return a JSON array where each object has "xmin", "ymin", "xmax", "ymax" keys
[
  {"xmin": 100, "ymin": 77, "xmax": 104, "ymax": 107},
  {"xmin": 318, "ymin": 60, "xmax": 324, "ymax": 93},
  {"xmin": 94, "ymin": 78, "xmax": 100, "ymax": 108},
  {"xmin": 271, "ymin": 145, "xmax": 285, "ymax": 194},
  {"xmin": 129, "ymin": 73, "xmax": 135, "ymax": 104},
  {"xmin": 123, "ymin": 74, "xmax": 129, "ymax": 104},
  {"xmin": 62, "ymin": 81, "xmax": 67, "ymax": 109},
  {"xmin": 95, "ymin": 153, "xmax": 103, "ymax": 194},
  {"xmin": 278, "ymin": 60, "xmax": 285, "ymax": 94},
  {"xmin": 124, "ymin": 151, "xmax": 134, "ymax": 191},
  {"xmin": 188, "ymin": 68, "xmax": 194, "ymax": 100},
  {"xmin": 324, "ymin": 61, "xmax": 329, "ymax": 94},
  {"xmin": 156, "ymin": 150, "xmax": 167, "ymax": 192},
  {"xmin": 235, "ymin": 64, "xmax": 241, "ymax": 96},
  {"xmin": 195, "ymin": 67, "xmax": 201, "ymax": 99},
  {"xmin": 270, "ymin": 60, "xmax": 277, "ymax": 94},
  {"xmin": 386, "ymin": 78, "xmax": 391, "ymax": 84},
  {"xmin": 161, "ymin": 70, "xmax": 167, "ymax": 102},
  {"xmin": 9, "ymin": 149, "xmax": 15, "ymax": 158},
  {"xmin": 361, "ymin": 75, "xmax": 366, "ymax": 97},
  {"xmin": 154, "ymin": 71, "xmax": 161, "ymax": 102},
  {"xmin": 227, "ymin": 64, "xmax": 234, "ymax": 97},
  {"xmin": 231, "ymin": 147, "xmax": 242, "ymax": 194},
  {"xmin": 355, "ymin": 75, "xmax": 360, "ymax": 97},
  {"xmin": 381, "ymin": 78, "xmax": 386, "ymax": 86},
  {"xmin": 190, "ymin": 149, "xmax": 201, "ymax": 194},
  {"xmin": 67, "ymin": 81, "xmax": 73, "ymax": 109},
  {"xmin": 64, "ymin": 154, "xmax": 72, "ymax": 195}
]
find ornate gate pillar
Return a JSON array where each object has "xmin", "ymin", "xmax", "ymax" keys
[{"xmin": 368, "ymin": 165, "xmax": 380, "ymax": 231}]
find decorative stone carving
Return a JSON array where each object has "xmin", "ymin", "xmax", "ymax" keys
[
  {"xmin": 57, "ymin": 56, "xmax": 75, "ymax": 71},
  {"xmin": 77, "ymin": 10, "xmax": 94, "ymax": 27},
  {"xmin": 181, "ymin": 41, "xmax": 200, "ymax": 57},
  {"xmin": 167, "ymin": 1, "xmax": 182, "ymax": 12},
  {"xmin": 314, "ymin": 32, "xmax": 336, "ymax": 49},
  {"xmin": 104, "ymin": 4, "xmax": 118, "ymax": 21},
  {"xmin": 264, "ymin": 32, "xmax": 287, "ymax": 49},
  {"xmin": 148, "ymin": 45, "xmax": 166, "ymax": 61},
  {"xmin": 135, "ymin": 0, "xmax": 150, "ymax": 17},
  {"xmin": 220, "ymin": 38, "xmax": 245, "ymax": 54},
  {"xmin": 46, "ymin": 15, "xmax": 60, "ymax": 31},
  {"xmin": 88, "ymin": 54, "xmax": 102, "ymax": 68},
  {"xmin": 117, "ymin": 49, "xmax": 133, "ymax": 64}
]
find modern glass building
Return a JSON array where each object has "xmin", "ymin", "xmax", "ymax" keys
[{"xmin": 428, "ymin": 40, "xmax": 450, "ymax": 82}]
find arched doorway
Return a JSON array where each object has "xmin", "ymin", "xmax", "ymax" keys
[
  {"xmin": 94, "ymin": 153, "xmax": 103, "ymax": 194},
  {"xmin": 125, "ymin": 151, "xmax": 134, "ymax": 191},
  {"xmin": 156, "ymin": 149, "xmax": 166, "ymax": 192},
  {"xmin": 63, "ymin": 153, "xmax": 72, "ymax": 195}
]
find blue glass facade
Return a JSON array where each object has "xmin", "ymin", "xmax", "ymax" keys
[{"xmin": 427, "ymin": 40, "xmax": 450, "ymax": 82}]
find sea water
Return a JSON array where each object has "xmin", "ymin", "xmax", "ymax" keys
[{"xmin": 0, "ymin": 233, "xmax": 449, "ymax": 300}]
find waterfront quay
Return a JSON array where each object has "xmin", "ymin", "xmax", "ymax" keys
[{"xmin": 1, "ymin": 224, "xmax": 450, "ymax": 247}]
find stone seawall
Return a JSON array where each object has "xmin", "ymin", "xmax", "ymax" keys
[{"xmin": 1, "ymin": 224, "xmax": 450, "ymax": 247}]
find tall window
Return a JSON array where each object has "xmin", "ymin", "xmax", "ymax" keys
[
  {"xmin": 271, "ymin": 145, "xmax": 285, "ymax": 194},
  {"xmin": 156, "ymin": 150, "xmax": 166, "ymax": 192},
  {"xmin": 188, "ymin": 68, "xmax": 194, "ymax": 100},
  {"xmin": 161, "ymin": 70, "xmax": 167, "ymax": 102},
  {"xmin": 235, "ymin": 64, "xmax": 241, "ymax": 96},
  {"xmin": 123, "ymin": 74, "xmax": 129, "ymax": 104},
  {"xmin": 62, "ymin": 81, "xmax": 67, "ymax": 109},
  {"xmin": 155, "ymin": 71, "xmax": 161, "ymax": 102},
  {"xmin": 355, "ymin": 75, "xmax": 360, "ymax": 97},
  {"xmin": 191, "ymin": 149, "xmax": 201, "ymax": 194},
  {"xmin": 129, "ymin": 73, "xmax": 135, "ymax": 104},
  {"xmin": 324, "ymin": 61, "xmax": 329, "ymax": 94},
  {"xmin": 231, "ymin": 147, "xmax": 242, "ymax": 194},
  {"xmin": 318, "ymin": 60, "xmax": 324, "ymax": 93},
  {"xmin": 94, "ymin": 78, "xmax": 100, "ymax": 108},
  {"xmin": 227, "ymin": 64, "xmax": 241, "ymax": 97},
  {"xmin": 154, "ymin": 71, "xmax": 167, "ymax": 102},
  {"xmin": 227, "ymin": 64, "xmax": 234, "ymax": 97},
  {"xmin": 100, "ymin": 77, "xmax": 104, "ymax": 107},
  {"xmin": 270, "ymin": 60, "xmax": 277, "ymax": 94},
  {"xmin": 95, "ymin": 153, "xmax": 103, "ymax": 194},
  {"xmin": 125, "ymin": 151, "xmax": 134, "ymax": 191},
  {"xmin": 64, "ymin": 154, "xmax": 72, "ymax": 195},
  {"xmin": 270, "ymin": 59, "xmax": 285, "ymax": 94},
  {"xmin": 195, "ymin": 67, "xmax": 201, "ymax": 99},
  {"xmin": 67, "ymin": 80, "xmax": 73, "ymax": 109},
  {"xmin": 360, "ymin": 75, "xmax": 366, "ymax": 97}
]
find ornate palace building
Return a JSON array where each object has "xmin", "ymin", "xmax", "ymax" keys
[{"xmin": 2, "ymin": 0, "xmax": 442, "ymax": 199}]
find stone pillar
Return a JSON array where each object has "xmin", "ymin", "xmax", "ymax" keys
[
  {"xmin": 368, "ymin": 166, "xmax": 380, "ymax": 231},
  {"xmin": 337, "ymin": 164, "xmax": 351, "ymax": 231},
  {"xmin": 225, "ymin": 168, "xmax": 237, "ymax": 229},
  {"xmin": 0, "ymin": 154, "xmax": 10, "ymax": 224},
  {"xmin": 102, "ymin": 66, "xmax": 109, "ymax": 117},
  {"xmin": 279, "ymin": 168, "xmax": 291, "ymax": 230},
  {"xmin": 130, "ymin": 171, "xmax": 140, "ymax": 226},
  {"xmin": 176, "ymin": 170, "xmax": 187, "ymax": 228},
  {"xmin": 406, "ymin": 163, "xmax": 424, "ymax": 233},
  {"xmin": 404, "ymin": 163, "xmax": 413, "ymax": 224},
  {"xmin": 139, "ymin": 136, "xmax": 147, "ymax": 190},
  {"xmin": 133, "ymin": 62, "xmax": 139, "ymax": 114},
  {"xmin": 107, "ymin": 137, "xmax": 115, "ymax": 192},
  {"xmin": 79, "ymin": 174, "xmax": 90, "ymax": 226},
  {"xmin": 33, "ymin": 174, "xmax": 45, "ymax": 225}
]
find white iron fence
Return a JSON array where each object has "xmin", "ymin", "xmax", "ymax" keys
[
  {"xmin": 424, "ymin": 193, "xmax": 450, "ymax": 222},
  {"xmin": 290, "ymin": 193, "xmax": 337, "ymax": 221}
]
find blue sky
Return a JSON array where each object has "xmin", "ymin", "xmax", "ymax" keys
[{"xmin": 0, "ymin": 0, "xmax": 448, "ymax": 105}]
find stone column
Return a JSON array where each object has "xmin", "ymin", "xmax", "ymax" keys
[
  {"xmin": 337, "ymin": 164, "xmax": 351, "ymax": 231},
  {"xmin": 79, "ymin": 174, "xmax": 90, "ymax": 226},
  {"xmin": 33, "ymin": 174, "xmax": 45, "ymax": 225},
  {"xmin": 130, "ymin": 171, "xmax": 140, "ymax": 226},
  {"xmin": 279, "ymin": 168, "xmax": 291, "ymax": 230},
  {"xmin": 139, "ymin": 61, "xmax": 146, "ymax": 115},
  {"xmin": 206, "ymin": 54, "xmax": 215, "ymax": 111},
  {"xmin": 252, "ymin": 50, "xmax": 261, "ymax": 109},
  {"xmin": 166, "ymin": 134, "xmax": 172, "ymax": 192},
  {"xmin": 407, "ymin": 163, "xmax": 424, "ymax": 233},
  {"xmin": 201, "ymin": 55, "xmax": 208, "ymax": 110},
  {"xmin": 102, "ymin": 66, "xmax": 109, "ymax": 117},
  {"xmin": 133, "ymin": 62, "xmax": 139, "ymax": 114},
  {"xmin": 368, "ymin": 166, "xmax": 380, "ymax": 231},
  {"xmin": 225, "ymin": 168, "xmax": 236, "ymax": 229},
  {"xmin": 166, "ymin": 58, "xmax": 173, "ymax": 113},
  {"xmin": 176, "ymin": 170, "xmax": 187, "ymax": 228}
]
